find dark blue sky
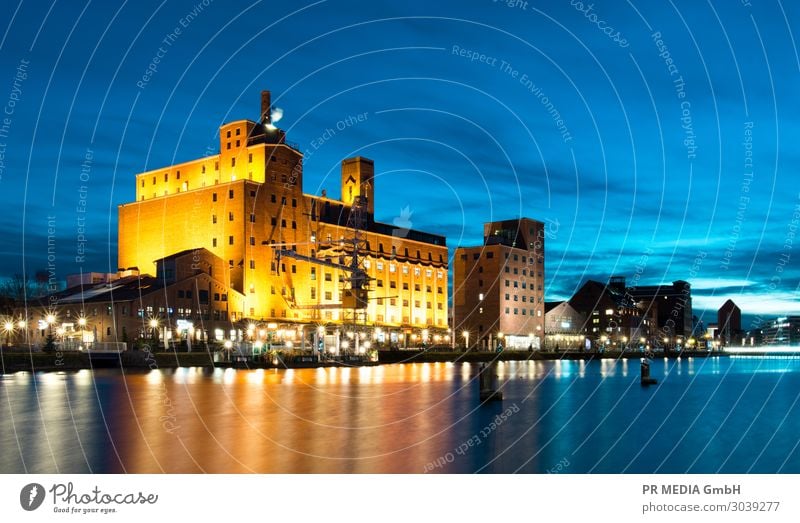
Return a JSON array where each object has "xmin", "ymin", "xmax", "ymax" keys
[{"xmin": 1, "ymin": 0, "xmax": 798, "ymax": 326}]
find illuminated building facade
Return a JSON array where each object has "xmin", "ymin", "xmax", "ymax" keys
[
  {"xmin": 117, "ymin": 91, "xmax": 449, "ymax": 345},
  {"xmin": 453, "ymin": 218, "xmax": 545, "ymax": 350},
  {"xmin": 544, "ymin": 301, "xmax": 586, "ymax": 350}
]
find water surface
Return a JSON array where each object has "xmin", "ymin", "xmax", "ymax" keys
[{"xmin": 1, "ymin": 357, "xmax": 799, "ymax": 473}]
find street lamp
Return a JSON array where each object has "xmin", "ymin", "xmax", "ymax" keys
[
  {"xmin": 462, "ymin": 330, "xmax": 469, "ymax": 350},
  {"xmin": 621, "ymin": 336, "xmax": 628, "ymax": 351},
  {"xmin": 149, "ymin": 318, "xmax": 159, "ymax": 348},
  {"xmin": 3, "ymin": 320, "xmax": 14, "ymax": 348}
]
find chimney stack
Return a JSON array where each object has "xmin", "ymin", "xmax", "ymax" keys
[{"xmin": 260, "ymin": 90, "xmax": 271, "ymax": 124}]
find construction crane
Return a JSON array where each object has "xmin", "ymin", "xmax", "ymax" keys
[
  {"xmin": 264, "ymin": 194, "xmax": 373, "ymax": 354},
  {"xmin": 272, "ymin": 247, "xmax": 370, "ymax": 311}
]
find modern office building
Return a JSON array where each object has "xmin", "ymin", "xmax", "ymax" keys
[
  {"xmin": 453, "ymin": 218, "xmax": 545, "ymax": 350},
  {"xmin": 758, "ymin": 316, "xmax": 800, "ymax": 346}
]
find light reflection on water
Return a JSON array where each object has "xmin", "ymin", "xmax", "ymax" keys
[{"xmin": 1, "ymin": 357, "xmax": 799, "ymax": 473}]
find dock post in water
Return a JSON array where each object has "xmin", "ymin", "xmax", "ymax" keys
[
  {"xmin": 479, "ymin": 362, "xmax": 503, "ymax": 401},
  {"xmin": 640, "ymin": 358, "xmax": 658, "ymax": 386}
]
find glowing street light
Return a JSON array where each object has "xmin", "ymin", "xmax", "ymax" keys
[
  {"xmin": 462, "ymin": 330, "xmax": 470, "ymax": 349},
  {"xmin": 78, "ymin": 317, "xmax": 87, "ymax": 328},
  {"xmin": 3, "ymin": 320, "xmax": 14, "ymax": 348}
]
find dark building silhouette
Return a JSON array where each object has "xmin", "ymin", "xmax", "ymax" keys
[
  {"xmin": 626, "ymin": 279, "xmax": 693, "ymax": 338},
  {"xmin": 568, "ymin": 279, "xmax": 656, "ymax": 349},
  {"xmin": 718, "ymin": 299, "xmax": 742, "ymax": 346}
]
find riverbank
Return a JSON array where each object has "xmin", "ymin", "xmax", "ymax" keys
[{"xmin": 0, "ymin": 348, "xmax": 725, "ymax": 373}]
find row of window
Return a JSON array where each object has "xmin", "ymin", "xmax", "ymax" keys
[
  {"xmin": 464, "ymin": 251, "xmax": 542, "ymax": 263},
  {"xmin": 503, "ymin": 308, "xmax": 542, "ymax": 316},
  {"xmin": 504, "ymin": 293, "xmax": 544, "ymax": 304}
]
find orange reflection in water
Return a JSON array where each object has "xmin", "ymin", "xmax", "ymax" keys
[{"xmin": 107, "ymin": 364, "xmax": 464, "ymax": 473}]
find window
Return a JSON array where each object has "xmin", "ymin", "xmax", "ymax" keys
[
  {"xmin": 250, "ymin": 213, "xmax": 256, "ymax": 223},
  {"xmin": 292, "ymin": 198, "xmax": 297, "ymax": 207},
  {"xmin": 325, "ymin": 272, "xmax": 332, "ymax": 282},
  {"xmin": 212, "ymin": 215, "xmax": 217, "ymax": 224},
  {"xmin": 248, "ymin": 153, "xmax": 252, "ymax": 163},
  {"xmin": 325, "ymin": 291, "xmax": 332, "ymax": 300},
  {"xmin": 311, "ymin": 288, "xmax": 316, "ymax": 299},
  {"xmin": 231, "ymin": 158, "xmax": 236, "ymax": 167},
  {"xmin": 270, "ymin": 194, "xmax": 276, "ymax": 203},
  {"xmin": 249, "ymin": 260, "xmax": 255, "ymax": 269},
  {"xmin": 229, "ymin": 189, "xmax": 234, "ymax": 199},
  {"xmin": 212, "ymin": 193, "xmax": 217, "ymax": 202},
  {"xmin": 271, "ymin": 217, "xmax": 277, "ymax": 226},
  {"xmin": 403, "ymin": 283, "xmax": 409, "ymax": 290},
  {"xmin": 229, "ymin": 212, "xmax": 234, "ymax": 221},
  {"xmin": 235, "ymin": 140, "xmax": 240, "ymax": 147},
  {"xmin": 228, "ymin": 236, "xmax": 234, "ymax": 245},
  {"xmin": 390, "ymin": 281, "xmax": 397, "ymax": 289},
  {"xmin": 250, "ymin": 236, "xmax": 255, "ymax": 246},
  {"xmin": 376, "ymin": 262, "xmax": 383, "ymax": 271},
  {"xmin": 226, "ymin": 130, "xmax": 231, "ymax": 138},
  {"xmin": 226, "ymin": 142, "xmax": 231, "ymax": 150},
  {"xmin": 235, "ymin": 128, "xmax": 240, "ymax": 136},
  {"xmin": 212, "ymin": 238, "xmax": 217, "ymax": 247}
]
